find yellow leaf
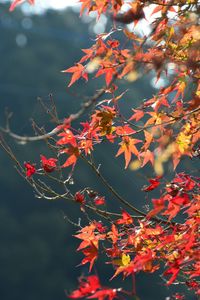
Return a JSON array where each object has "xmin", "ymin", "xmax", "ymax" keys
[
  {"xmin": 121, "ymin": 253, "xmax": 131, "ymax": 266},
  {"xmin": 113, "ymin": 253, "xmax": 131, "ymax": 266},
  {"xmin": 176, "ymin": 132, "xmax": 192, "ymax": 153}
]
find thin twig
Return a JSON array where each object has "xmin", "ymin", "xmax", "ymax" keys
[{"xmin": 81, "ymin": 155, "xmax": 174, "ymax": 225}]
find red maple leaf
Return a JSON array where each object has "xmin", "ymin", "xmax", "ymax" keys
[
  {"xmin": 93, "ymin": 221, "xmax": 107, "ymax": 234},
  {"xmin": 81, "ymin": 242, "xmax": 98, "ymax": 271},
  {"xmin": 24, "ymin": 162, "xmax": 36, "ymax": 177},
  {"xmin": 116, "ymin": 136, "xmax": 142, "ymax": 168},
  {"xmin": 143, "ymin": 176, "xmax": 162, "ymax": 192},
  {"xmin": 171, "ymin": 193, "xmax": 190, "ymax": 206},
  {"xmin": 147, "ymin": 198, "xmax": 165, "ymax": 218},
  {"xmin": 40, "ymin": 155, "xmax": 57, "ymax": 173},
  {"xmin": 162, "ymin": 202, "xmax": 180, "ymax": 221},
  {"xmin": 68, "ymin": 275, "xmax": 120, "ymax": 300},
  {"xmin": 68, "ymin": 275, "xmax": 101, "ymax": 298},
  {"xmin": 164, "ymin": 264, "xmax": 180, "ymax": 285},
  {"xmin": 116, "ymin": 210, "xmax": 133, "ymax": 225},
  {"xmin": 75, "ymin": 192, "xmax": 85, "ymax": 205},
  {"xmin": 94, "ymin": 196, "xmax": 105, "ymax": 206}
]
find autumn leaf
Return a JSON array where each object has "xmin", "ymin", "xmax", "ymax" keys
[
  {"xmin": 5, "ymin": 0, "xmax": 200, "ymax": 296},
  {"xmin": 115, "ymin": 125, "xmax": 136, "ymax": 136},
  {"xmin": 40, "ymin": 155, "xmax": 57, "ymax": 173},
  {"xmin": 142, "ymin": 176, "xmax": 161, "ymax": 192},
  {"xmin": 75, "ymin": 223, "xmax": 97, "ymax": 249},
  {"xmin": 68, "ymin": 275, "xmax": 101, "ymax": 298},
  {"xmin": 107, "ymin": 224, "xmax": 119, "ymax": 245},
  {"xmin": 62, "ymin": 63, "xmax": 88, "ymax": 87},
  {"xmin": 111, "ymin": 261, "xmax": 134, "ymax": 279},
  {"xmin": 107, "ymin": 39, "xmax": 120, "ymax": 48},
  {"xmin": 176, "ymin": 132, "xmax": 192, "ymax": 154},
  {"xmin": 164, "ymin": 264, "xmax": 180, "ymax": 285},
  {"xmin": 113, "ymin": 253, "xmax": 131, "ymax": 267},
  {"xmin": 68, "ymin": 275, "xmax": 120, "ymax": 300},
  {"xmin": 111, "ymin": 249, "xmax": 157, "ymax": 279},
  {"xmin": 162, "ymin": 202, "xmax": 180, "ymax": 221},
  {"xmin": 145, "ymin": 111, "xmax": 170, "ymax": 127},
  {"xmin": 116, "ymin": 210, "xmax": 133, "ymax": 225},
  {"xmin": 94, "ymin": 196, "xmax": 105, "ymax": 206},
  {"xmin": 75, "ymin": 223, "xmax": 105, "ymax": 255},
  {"xmin": 61, "ymin": 146, "xmax": 80, "ymax": 168},
  {"xmin": 129, "ymin": 159, "xmax": 142, "ymax": 170},
  {"xmin": 74, "ymin": 192, "xmax": 85, "ymax": 205},
  {"xmin": 143, "ymin": 130, "xmax": 153, "ymax": 151},
  {"xmin": 116, "ymin": 136, "xmax": 142, "ymax": 168},
  {"xmin": 129, "ymin": 109, "xmax": 144, "ymax": 122},
  {"xmin": 145, "ymin": 225, "xmax": 163, "ymax": 236},
  {"xmin": 172, "ymin": 293, "xmax": 185, "ymax": 300},
  {"xmin": 93, "ymin": 221, "xmax": 107, "ymax": 234},
  {"xmin": 24, "ymin": 162, "xmax": 36, "ymax": 177},
  {"xmin": 95, "ymin": 67, "xmax": 116, "ymax": 86},
  {"xmin": 171, "ymin": 194, "xmax": 190, "ymax": 206},
  {"xmin": 57, "ymin": 129, "xmax": 77, "ymax": 147},
  {"xmin": 140, "ymin": 150, "xmax": 154, "ymax": 167},
  {"xmin": 147, "ymin": 198, "xmax": 165, "ymax": 218},
  {"xmin": 91, "ymin": 106, "xmax": 116, "ymax": 137},
  {"xmin": 81, "ymin": 242, "xmax": 98, "ymax": 272}
]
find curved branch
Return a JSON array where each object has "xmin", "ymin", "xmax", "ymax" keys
[{"xmin": 0, "ymin": 84, "xmax": 112, "ymax": 142}]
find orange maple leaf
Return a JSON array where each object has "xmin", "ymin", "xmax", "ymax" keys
[
  {"xmin": 116, "ymin": 210, "xmax": 133, "ymax": 225},
  {"xmin": 115, "ymin": 125, "xmax": 136, "ymax": 136},
  {"xmin": 140, "ymin": 150, "xmax": 154, "ymax": 167},
  {"xmin": 62, "ymin": 63, "xmax": 88, "ymax": 87},
  {"xmin": 162, "ymin": 202, "xmax": 180, "ymax": 221},
  {"xmin": 143, "ymin": 130, "xmax": 153, "ymax": 151},
  {"xmin": 107, "ymin": 224, "xmax": 119, "ymax": 245},
  {"xmin": 95, "ymin": 67, "xmax": 116, "ymax": 86},
  {"xmin": 75, "ymin": 223, "xmax": 106, "ymax": 251},
  {"xmin": 76, "ymin": 223, "xmax": 97, "ymax": 250},
  {"xmin": 57, "ymin": 129, "xmax": 77, "ymax": 147},
  {"xmin": 116, "ymin": 136, "xmax": 142, "ymax": 168},
  {"xmin": 129, "ymin": 109, "xmax": 144, "ymax": 122},
  {"xmin": 61, "ymin": 146, "xmax": 80, "ymax": 168}
]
